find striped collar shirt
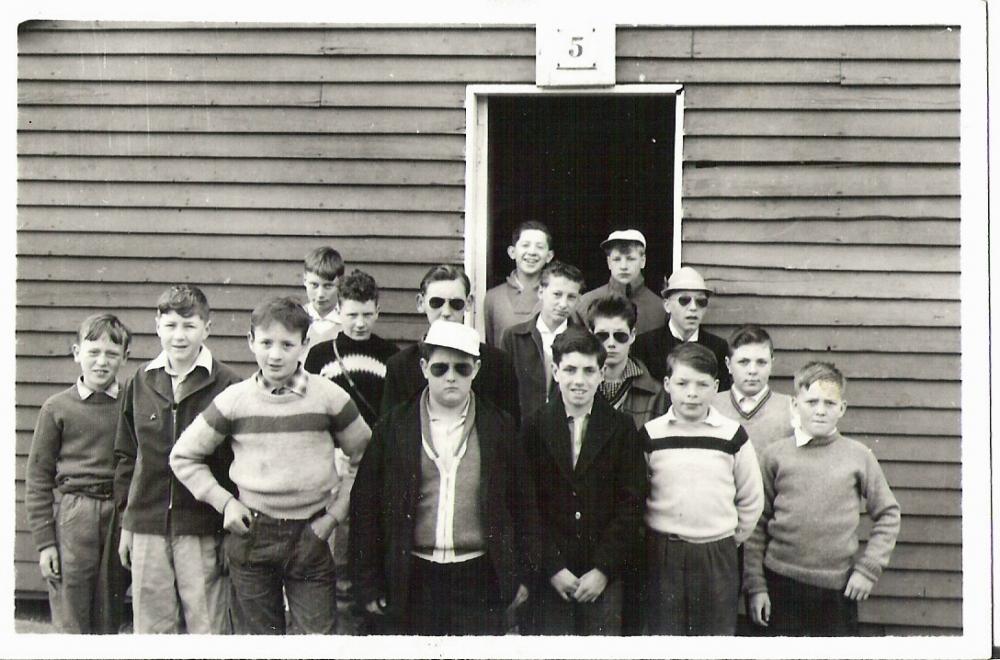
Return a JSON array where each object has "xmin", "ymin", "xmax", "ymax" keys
[{"xmin": 255, "ymin": 365, "xmax": 309, "ymax": 397}]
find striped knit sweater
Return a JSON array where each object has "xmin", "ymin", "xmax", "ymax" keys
[
  {"xmin": 170, "ymin": 374, "xmax": 371, "ymax": 522},
  {"xmin": 641, "ymin": 406, "xmax": 763, "ymax": 544}
]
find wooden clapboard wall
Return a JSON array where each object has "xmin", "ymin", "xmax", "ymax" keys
[{"xmin": 16, "ymin": 22, "xmax": 960, "ymax": 634}]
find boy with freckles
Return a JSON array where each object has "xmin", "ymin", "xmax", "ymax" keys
[{"xmin": 743, "ymin": 361, "xmax": 900, "ymax": 636}]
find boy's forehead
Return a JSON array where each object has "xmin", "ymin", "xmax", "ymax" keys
[
  {"xmin": 608, "ymin": 244, "xmax": 643, "ymax": 257},
  {"xmin": 798, "ymin": 379, "xmax": 844, "ymax": 400},
  {"xmin": 732, "ymin": 342, "xmax": 772, "ymax": 357},
  {"xmin": 557, "ymin": 351, "xmax": 601, "ymax": 368},
  {"xmin": 304, "ymin": 271, "xmax": 337, "ymax": 285},
  {"xmin": 592, "ymin": 315, "xmax": 630, "ymax": 331},
  {"xmin": 669, "ymin": 362, "xmax": 714, "ymax": 380},
  {"xmin": 543, "ymin": 275, "xmax": 581, "ymax": 292},
  {"xmin": 424, "ymin": 278, "xmax": 467, "ymax": 297},
  {"xmin": 669, "ymin": 289, "xmax": 706, "ymax": 300},
  {"xmin": 517, "ymin": 229, "xmax": 550, "ymax": 246},
  {"xmin": 252, "ymin": 320, "xmax": 303, "ymax": 340},
  {"xmin": 79, "ymin": 332, "xmax": 124, "ymax": 347},
  {"xmin": 157, "ymin": 310, "xmax": 207, "ymax": 324},
  {"xmin": 339, "ymin": 298, "xmax": 377, "ymax": 311}
]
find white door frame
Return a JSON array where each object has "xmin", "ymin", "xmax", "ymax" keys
[{"xmin": 463, "ymin": 84, "xmax": 685, "ymax": 336}]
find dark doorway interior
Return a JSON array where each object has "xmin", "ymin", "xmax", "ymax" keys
[{"xmin": 487, "ymin": 94, "xmax": 676, "ymax": 295}]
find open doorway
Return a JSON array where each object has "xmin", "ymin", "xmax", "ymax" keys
[{"xmin": 485, "ymin": 94, "xmax": 678, "ymax": 295}]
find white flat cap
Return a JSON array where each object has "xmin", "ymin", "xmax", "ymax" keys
[
  {"xmin": 600, "ymin": 229, "xmax": 646, "ymax": 250},
  {"xmin": 423, "ymin": 320, "xmax": 480, "ymax": 357},
  {"xmin": 661, "ymin": 266, "xmax": 712, "ymax": 297}
]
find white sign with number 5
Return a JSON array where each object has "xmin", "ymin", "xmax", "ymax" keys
[{"xmin": 536, "ymin": 23, "xmax": 615, "ymax": 87}]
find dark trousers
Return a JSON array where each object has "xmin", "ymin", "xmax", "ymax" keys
[
  {"xmin": 225, "ymin": 510, "xmax": 337, "ymax": 635},
  {"xmin": 405, "ymin": 555, "xmax": 503, "ymax": 635},
  {"xmin": 764, "ymin": 567, "xmax": 859, "ymax": 636},
  {"xmin": 531, "ymin": 576, "xmax": 623, "ymax": 635},
  {"xmin": 646, "ymin": 531, "xmax": 739, "ymax": 636}
]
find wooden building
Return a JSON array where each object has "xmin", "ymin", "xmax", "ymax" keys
[{"xmin": 15, "ymin": 21, "xmax": 961, "ymax": 634}]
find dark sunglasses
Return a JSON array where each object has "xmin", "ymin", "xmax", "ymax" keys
[
  {"xmin": 677, "ymin": 295, "xmax": 709, "ymax": 308},
  {"xmin": 594, "ymin": 330, "xmax": 631, "ymax": 344},
  {"xmin": 427, "ymin": 297, "xmax": 467, "ymax": 311},
  {"xmin": 428, "ymin": 362, "xmax": 475, "ymax": 378}
]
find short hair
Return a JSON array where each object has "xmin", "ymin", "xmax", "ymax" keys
[
  {"xmin": 586, "ymin": 294, "xmax": 638, "ymax": 332},
  {"xmin": 794, "ymin": 361, "xmax": 847, "ymax": 397},
  {"xmin": 338, "ymin": 269, "xmax": 379, "ymax": 305},
  {"xmin": 511, "ymin": 220, "xmax": 554, "ymax": 251},
  {"xmin": 303, "ymin": 246, "xmax": 345, "ymax": 281},
  {"xmin": 250, "ymin": 296, "xmax": 312, "ymax": 342},
  {"xmin": 665, "ymin": 342, "xmax": 718, "ymax": 379},
  {"xmin": 156, "ymin": 284, "xmax": 210, "ymax": 320},
  {"xmin": 728, "ymin": 324, "xmax": 774, "ymax": 356},
  {"xmin": 551, "ymin": 328, "xmax": 607, "ymax": 368},
  {"xmin": 540, "ymin": 260, "xmax": 585, "ymax": 290},
  {"xmin": 603, "ymin": 240, "xmax": 645, "ymax": 256},
  {"xmin": 418, "ymin": 264, "xmax": 471, "ymax": 297},
  {"xmin": 77, "ymin": 313, "xmax": 131, "ymax": 351}
]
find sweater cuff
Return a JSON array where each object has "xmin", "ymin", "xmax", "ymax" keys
[
  {"xmin": 852, "ymin": 559, "xmax": 883, "ymax": 583},
  {"xmin": 33, "ymin": 525, "xmax": 57, "ymax": 553},
  {"xmin": 205, "ymin": 485, "xmax": 236, "ymax": 515}
]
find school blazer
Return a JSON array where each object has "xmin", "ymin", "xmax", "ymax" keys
[
  {"xmin": 500, "ymin": 314, "xmax": 579, "ymax": 425},
  {"xmin": 113, "ymin": 359, "xmax": 242, "ymax": 536},
  {"xmin": 350, "ymin": 394, "xmax": 530, "ymax": 628},
  {"xmin": 519, "ymin": 394, "xmax": 646, "ymax": 581},
  {"xmin": 631, "ymin": 320, "xmax": 733, "ymax": 391}
]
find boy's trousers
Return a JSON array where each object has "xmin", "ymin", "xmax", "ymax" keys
[
  {"xmin": 763, "ymin": 567, "xmax": 859, "ymax": 636},
  {"xmin": 531, "ymin": 577, "xmax": 623, "ymax": 635},
  {"xmin": 405, "ymin": 555, "xmax": 503, "ymax": 635},
  {"xmin": 646, "ymin": 531, "xmax": 739, "ymax": 635},
  {"xmin": 47, "ymin": 491, "xmax": 123, "ymax": 633},
  {"xmin": 224, "ymin": 509, "xmax": 337, "ymax": 635},
  {"xmin": 131, "ymin": 530, "xmax": 228, "ymax": 634}
]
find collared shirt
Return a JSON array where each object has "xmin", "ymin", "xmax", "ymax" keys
[
  {"xmin": 734, "ymin": 385, "xmax": 770, "ymax": 414},
  {"xmin": 426, "ymin": 396, "xmax": 471, "ymax": 474},
  {"xmin": 566, "ymin": 404, "xmax": 593, "ymax": 469},
  {"xmin": 536, "ymin": 314, "xmax": 568, "ymax": 397},
  {"xmin": 255, "ymin": 365, "xmax": 309, "ymax": 397},
  {"xmin": 668, "ymin": 317, "xmax": 699, "ymax": 343},
  {"xmin": 599, "ymin": 358, "xmax": 643, "ymax": 406},
  {"xmin": 794, "ymin": 426, "xmax": 839, "ymax": 447},
  {"xmin": 76, "ymin": 377, "xmax": 119, "ymax": 400},
  {"xmin": 146, "ymin": 346, "xmax": 214, "ymax": 398},
  {"xmin": 662, "ymin": 404, "xmax": 726, "ymax": 428}
]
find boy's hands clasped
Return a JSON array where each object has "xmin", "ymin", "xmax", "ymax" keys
[{"xmin": 550, "ymin": 567, "xmax": 608, "ymax": 603}]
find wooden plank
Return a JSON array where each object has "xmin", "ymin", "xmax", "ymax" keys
[
  {"xmin": 17, "ymin": 182, "xmax": 466, "ymax": 212},
  {"xmin": 875, "ymin": 570, "xmax": 961, "ymax": 599},
  {"xmin": 18, "ymin": 132, "xmax": 467, "ymax": 160},
  {"xmin": 683, "ymin": 197, "xmax": 960, "ymax": 220},
  {"xmin": 841, "ymin": 411, "xmax": 959, "ymax": 438},
  {"xmin": 859, "ymin": 514, "xmax": 960, "ymax": 544},
  {"xmin": 17, "ymin": 207, "xmax": 464, "ymax": 238},
  {"xmin": 877, "ymin": 461, "xmax": 961, "ymax": 489},
  {"xmin": 685, "ymin": 219, "xmax": 960, "ymax": 247},
  {"xmin": 684, "ymin": 136, "xmax": 960, "ymax": 164},
  {"xmin": 707, "ymin": 325, "xmax": 960, "ymax": 354},
  {"xmin": 849, "ymin": 436, "xmax": 960, "ymax": 464},
  {"xmin": 18, "ymin": 157, "xmax": 466, "ymax": 186},
  {"xmin": 17, "ymin": 55, "xmax": 536, "ymax": 83},
  {"xmin": 858, "ymin": 597, "xmax": 961, "ymax": 628},
  {"xmin": 892, "ymin": 489, "xmax": 961, "ymax": 516},
  {"xmin": 768, "ymin": 350, "xmax": 959, "ymax": 381},
  {"xmin": 684, "ymin": 111, "xmax": 960, "ymax": 139},
  {"xmin": 618, "ymin": 59, "xmax": 958, "ymax": 85},
  {"xmin": 17, "ymin": 256, "xmax": 439, "ymax": 288},
  {"xmin": 764, "ymin": 379, "xmax": 960, "ymax": 411},
  {"xmin": 15, "ymin": 561, "xmax": 46, "ymax": 594},
  {"xmin": 18, "ymin": 231, "xmax": 462, "ymax": 263},
  {"xmin": 872, "ymin": 624, "xmax": 960, "ymax": 636},
  {"xmin": 18, "ymin": 106, "xmax": 467, "ymax": 134},
  {"xmin": 683, "ymin": 164, "xmax": 959, "ymax": 198},
  {"xmin": 18, "ymin": 81, "xmax": 468, "ymax": 108},
  {"xmin": 874, "ymin": 542, "xmax": 961, "ymax": 572},
  {"xmin": 686, "ymin": 243, "xmax": 960, "ymax": 273},
  {"xmin": 688, "ymin": 27, "xmax": 960, "ymax": 60},
  {"xmin": 684, "ymin": 84, "xmax": 960, "ymax": 111},
  {"xmin": 707, "ymin": 296, "xmax": 960, "ymax": 329},
  {"xmin": 701, "ymin": 268, "xmax": 959, "ymax": 301}
]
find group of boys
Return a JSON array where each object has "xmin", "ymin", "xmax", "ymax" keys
[{"xmin": 27, "ymin": 223, "xmax": 901, "ymax": 638}]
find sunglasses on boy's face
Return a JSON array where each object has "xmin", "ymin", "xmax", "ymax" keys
[
  {"xmin": 677, "ymin": 295, "xmax": 710, "ymax": 308},
  {"xmin": 428, "ymin": 362, "xmax": 475, "ymax": 378},
  {"xmin": 594, "ymin": 330, "xmax": 631, "ymax": 344},
  {"xmin": 426, "ymin": 297, "xmax": 467, "ymax": 311}
]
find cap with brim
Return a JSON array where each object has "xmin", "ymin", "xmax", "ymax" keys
[
  {"xmin": 661, "ymin": 266, "xmax": 712, "ymax": 297},
  {"xmin": 423, "ymin": 320, "xmax": 481, "ymax": 357},
  {"xmin": 600, "ymin": 229, "xmax": 646, "ymax": 250}
]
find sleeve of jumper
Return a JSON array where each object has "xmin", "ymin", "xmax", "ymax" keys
[
  {"xmin": 26, "ymin": 401, "xmax": 62, "ymax": 551},
  {"xmin": 732, "ymin": 432, "xmax": 764, "ymax": 545},
  {"xmin": 853, "ymin": 449, "xmax": 901, "ymax": 583},
  {"xmin": 328, "ymin": 394, "xmax": 371, "ymax": 524},
  {"xmin": 742, "ymin": 447, "xmax": 775, "ymax": 595},
  {"xmin": 112, "ymin": 377, "xmax": 138, "ymax": 517},
  {"xmin": 169, "ymin": 399, "xmax": 235, "ymax": 514},
  {"xmin": 592, "ymin": 423, "xmax": 647, "ymax": 579}
]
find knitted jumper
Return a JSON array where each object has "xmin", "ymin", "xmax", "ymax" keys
[
  {"xmin": 170, "ymin": 374, "xmax": 371, "ymax": 522},
  {"xmin": 743, "ymin": 431, "xmax": 901, "ymax": 594},
  {"xmin": 641, "ymin": 406, "xmax": 763, "ymax": 544},
  {"xmin": 303, "ymin": 333, "xmax": 399, "ymax": 426},
  {"xmin": 576, "ymin": 276, "xmax": 666, "ymax": 336},
  {"xmin": 26, "ymin": 385, "xmax": 119, "ymax": 551},
  {"xmin": 712, "ymin": 388, "xmax": 794, "ymax": 456},
  {"xmin": 484, "ymin": 270, "xmax": 541, "ymax": 347}
]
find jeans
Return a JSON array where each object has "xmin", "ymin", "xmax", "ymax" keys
[{"xmin": 225, "ymin": 510, "xmax": 337, "ymax": 635}]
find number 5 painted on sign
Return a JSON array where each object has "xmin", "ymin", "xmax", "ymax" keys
[{"xmin": 568, "ymin": 36, "xmax": 583, "ymax": 58}]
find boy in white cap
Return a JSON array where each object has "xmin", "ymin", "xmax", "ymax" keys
[
  {"xmin": 631, "ymin": 266, "xmax": 732, "ymax": 391},
  {"xmin": 576, "ymin": 230, "xmax": 665, "ymax": 336},
  {"xmin": 351, "ymin": 320, "xmax": 530, "ymax": 635}
]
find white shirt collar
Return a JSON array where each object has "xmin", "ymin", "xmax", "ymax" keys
[
  {"xmin": 306, "ymin": 303, "xmax": 340, "ymax": 324},
  {"xmin": 536, "ymin": 314, "xmax": 568, "ymax": 339},
  {"xmin": 794, "ymin": 426, "xmax": 839, "ymax": 447},
  {"xmin": 664, "ymin": 404, "xmax": 724, "ymax": 427},
  {"xmin": 77, "ymin": 377, "xmax": 119, "ymax": 400},
  {"xmin": 735, "ymin": 385, "xmax": 770, "ymax": 407},
  {"xmin": 668, "ymin": 317, "xmax": 699, "ymax": 343},
  {"xmin": 145, "ymin": 345, "xmax": 214, "ymax": 376}
]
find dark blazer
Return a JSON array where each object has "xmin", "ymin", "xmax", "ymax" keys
[
  {"xmin": 501, "ymin": 314, "xmax": 578, "ymax": 425},
  {"xmin": 114, "ymin": 357, "xmax": 242, "ymax": 536},
  {"xmin": 380, "ymin": 341, "xmax": 520, "ymax": 423},
  {"xmin": 520, "ymin": 394, "xmax": 646, "ymax": 581},
  {"xmin": 350, "ymin": 394, "xmax": 530, "ymax": 630},
  {"xmin": 631, "ymin": 321, "xmax": 732, "ymax": 391}
]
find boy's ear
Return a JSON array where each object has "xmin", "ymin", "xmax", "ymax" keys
[
  {"xmin": 203, "ymin": 318, "xmax": 212, "ymax": 338},
  {"xmin": 415, "ymin": 292, "xmax": 425, "ymax": 314},
  {"xmin": 507, "ymin": 245, "xmax": 517, "ymax": 261},
  {"xmin": 246, "ymin": 331, "xmax": 254, "ymax": 351},
  {"xmin": 724, "ymin": 356, "xmax": 732, "ymax": 373},
  {"xmin": 418, "ymin": 357, "xmax": 430, "ymax": 381},
  {"xmin": 713, "ymin": 378, "xmax": 720, "ymax": 394},
  {"xmin": 71, "ymin": 343, "xmax": 81, "ymax": 363}
]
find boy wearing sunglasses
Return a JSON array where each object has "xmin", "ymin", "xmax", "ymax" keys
[
  {"xmin": 350, "ymin": 320, "xmax": 530, "ymax": 634},
  {"xmin": 632, "ymin": 266, "xmax": 732, "ymax": 391},
  {"xmin": 381, "ymin": 264, "xmax": 520, "ymax": 422}
]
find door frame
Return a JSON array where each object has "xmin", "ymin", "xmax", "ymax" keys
[{"xmin": 463, "ymin": 83, "xmax": 685, "ymax": 335}]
